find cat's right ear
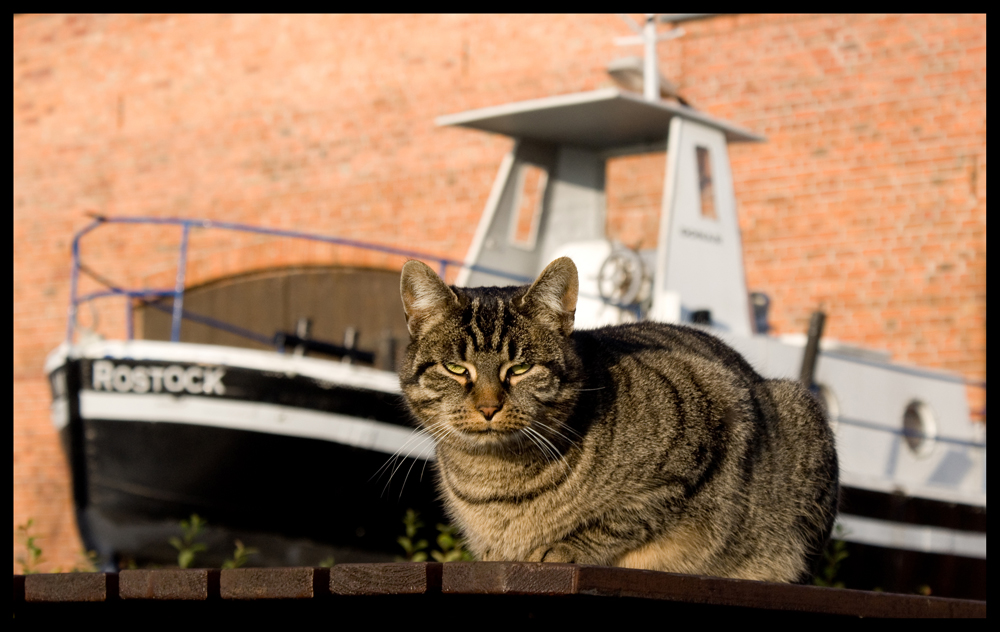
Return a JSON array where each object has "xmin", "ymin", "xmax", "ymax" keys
[
  {"xmin": 521, "ymin": 257, "xmax": 579, "ymax": 336},
  {"xmin": 400, "ymin": 260, "xmax": 459, "ymax": 338}
]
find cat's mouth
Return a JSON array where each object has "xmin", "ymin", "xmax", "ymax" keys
[
  {"xmin": 462, "ymin": 425, "xmax": 516, "ymax": 436},
  {"xmin": 451, "ymin": 418, "xmax": 525, "ymax": 443}
]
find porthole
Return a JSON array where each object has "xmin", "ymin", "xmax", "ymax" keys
[{"xmin": 902, "ymin": 400, "xmax": 937, "ymax": 457}]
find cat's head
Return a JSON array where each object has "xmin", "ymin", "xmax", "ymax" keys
[{"xmin": 399, "ymin": 258, "xmax": 583, "ymax": 454}]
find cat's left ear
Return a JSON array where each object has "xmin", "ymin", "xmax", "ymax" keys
[
  {"xmin": 400, "ymin": 260, "xmax": 460, "ymax": 338},
  {"xmin": 521, "ymin": 257, "xmax": 578, "ymax": 335}
]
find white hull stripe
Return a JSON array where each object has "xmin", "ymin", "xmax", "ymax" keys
[
  {"xmin": 79, "ymin": 391, "xmax": 436, "ymax": 461},
  {"xmin": 836, "ymin": 514, "xmax": 986, "ymax": 560},
  {"xmin": 46, "ymin": 340, "xmax": 403, "ymax": 395}
]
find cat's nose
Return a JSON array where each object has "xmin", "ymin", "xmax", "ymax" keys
[{"xmin": 479, "ymin": 405, "xmax": 500, "ymax": 421}]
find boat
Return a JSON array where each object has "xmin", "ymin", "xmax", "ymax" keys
[
  {"xmin": 46, "ymin": 19, "xmax": 984, "ymax": 597},
  {"xmin": 44, "ymin": 219, "xmax": 514, "ymax": 567}
]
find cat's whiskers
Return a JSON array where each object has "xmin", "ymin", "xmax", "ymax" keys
[
  {"xmin": 393, "ymin": 429, "xmax": 447, "ymax": 497},
  {"xmin": 508, "ymin": 428, "xmax": 529, "ymax": 457},
  {"xmin": 534, "ymin": 418, "xmax": 583, "ymax": 446},
  {"xmin": 523, "ymin": 425, "xmax": 570, "ymax": 472},
  {"xmin": 398, "ymin": 433, "xmax": 439, "ymax": 499},
  {"xmin": 370, "ymin": 430, "xmax": 422, "ymax": 483},
  {"xmin": 518, "ymin": 427, "xmax": 551, "ymax": 463},
  {"xmin": 376, "ymin": 424, "xmax": 446, "ymax": 497},
  {"xmin": 371, "ymin": 426, "xmax": 437, "ymax": 483},
  {"xmin": 382, "ymin": 450, "xmax": 418, "ymax": 497}
]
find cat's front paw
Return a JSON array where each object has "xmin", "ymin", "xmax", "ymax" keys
[{"xmin": 527, "ymin": 542, "xmax": 577, "ymax": 564}]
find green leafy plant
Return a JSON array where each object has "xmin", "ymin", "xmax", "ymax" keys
[
  {"xmin": 119, "ymin": 556, "xmax": 140, "ymax": 571},
  {"xmin": 16, "ymin": 519, "xmax": 99, "ymax": 573},
  {"xmin": 169, "ymin": 513, "xmax": 208, "ymax": 569},
  {"xmin": 397, "ymin": 509, "xmax": 475, "ymax": 562},
  {"xmin": 431, "ymin": 523, "xmax": 475, "ymax": 562},
  {"xmin": 396, "ymin": 509, "xmax": 429, "ymax": 562},
  {"xmin": 68, "ymin": 549, "xmax": 98, "ymax": 573},
  {"xmin": 16, "ymin": 519, "xmax": 44, "ymax": 574},
  {"xmin": 222, "ymin": 539, "xmax": 258, "ymax": 569},
  {"xmin": 813, "ymin": 523, "xmax": 849, "ymax": 588}
]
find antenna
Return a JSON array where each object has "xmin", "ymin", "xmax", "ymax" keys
[{"xmin": 614, "ymin": 14, "xmax": 684, "ymax": 102}]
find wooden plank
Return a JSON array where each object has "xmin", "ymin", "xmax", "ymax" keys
[
  {"xmin": 330, "ymin": 562, "xmax": 439, "ymax": 595},
  {"xmin": 442, "ymin": 562, "xmax": 577, "ymax": 595},
  {"xmin": 574, "ymin": 566, "xmax": 987, "ymax": 618},
  {"xmin": 24, "ymin": 572, "xmax": 114, "ymax": 602},
  {"xmin": 119, "ymin": 568, "xmax": 217, "ymax": 600},
  {"xmin": 220, "ymin": 567, "xmax": 326, "ymax": 600}
]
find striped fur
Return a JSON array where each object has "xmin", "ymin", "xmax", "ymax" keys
[{"xmin": 399, "ymin": 258, "xmax": 838, "ymax": 582}]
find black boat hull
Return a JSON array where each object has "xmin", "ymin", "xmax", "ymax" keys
[{"xmin": 49, "ymin": 349, "xmax": 447, "ymax": 567}]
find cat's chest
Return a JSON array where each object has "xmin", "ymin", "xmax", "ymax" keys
[
  {"xmin": 439, "ymin": 449, "xmax": 563, "ymax": 499},
  {"xmin": 437, "ymin": 447, "xmax": 593, "ymax": 558}
]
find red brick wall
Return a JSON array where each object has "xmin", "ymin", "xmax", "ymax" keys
[{"xmin": 13, "ymin": 14, "xmax": 985, "ymax": 571}]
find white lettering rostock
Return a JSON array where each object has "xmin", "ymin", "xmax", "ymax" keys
[{"xmin": 92, "ymin": 361, "xmax": 226, "ymax": 395}]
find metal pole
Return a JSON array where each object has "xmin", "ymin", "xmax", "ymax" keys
[
  {"xmin": 126, "ymin": 298, "xmax": 134, "ymax": 340},
  {"xmin": 170, "ymin": 222, "xmax": 191, "ymax": 343},
  {"xmin": 66, "ymin": 235, "xmax": 82, "ymax": 344},
  {"xmin": 65, "ymin": 218, "xmax": 105, "ymax": 344},
  {"xmin": 799, "ymin": 310, "xmax": 827, "ymax": 388},
  {"xmin": 643, "ymin": 14, "xmax": 659, "ymax": 102}
]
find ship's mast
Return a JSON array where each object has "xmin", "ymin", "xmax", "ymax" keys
[{"xmin": 614, "ymin": 14, "xmax": 684, "ymax": 102}]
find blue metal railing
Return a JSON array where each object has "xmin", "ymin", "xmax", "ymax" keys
[
  {"xmin": 834, "ymin": 415, "xmax": 986, "ymax": 449},
  {"xmin": 64, "ymin": 214, "xmax": 986, "ymax": 450},
  {"xmin": 67, "ymin": 214, "xmax": 534, "ymax": 346},
  {"xmin": 819, "ymin": 349, "xmax": 987, "ymax": 389},
  {"xmin": 66, "ymin": 214, "xmax": 985, "ymax": 399}
]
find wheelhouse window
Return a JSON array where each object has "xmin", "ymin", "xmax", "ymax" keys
[
  {"xmin": 696, "ymin": 146, "xmax": 717, "ymax": 220},
  {"xmin": 508, "ymin": 163, "xmax": 548, "ymax": 249}
]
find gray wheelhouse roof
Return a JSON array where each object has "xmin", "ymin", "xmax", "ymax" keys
[{"xmin": 436, "ymin": 88, "xmax": 764, "ymax": 150}]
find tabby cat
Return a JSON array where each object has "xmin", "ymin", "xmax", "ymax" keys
[{"xmin": 398, "ymin": 257, "xmax": 838, "ymax": 582}]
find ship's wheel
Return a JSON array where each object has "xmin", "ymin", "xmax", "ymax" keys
[{"xmin": 597, "ymin": 246, "xmax": 646, "ymax": 307}]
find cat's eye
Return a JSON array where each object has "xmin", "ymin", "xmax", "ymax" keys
[
  {"xmin": 444, "ymin": 363, "xmax": 468, "ymax": 376},
  {"xmin": 509, "ymin": 363, "xmax": 532, "ymax": 376}
]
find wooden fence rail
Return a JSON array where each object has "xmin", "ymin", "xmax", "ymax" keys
[{"xmin": 14, "ymin": 562, "xmax": 986, "ymax": 621}]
